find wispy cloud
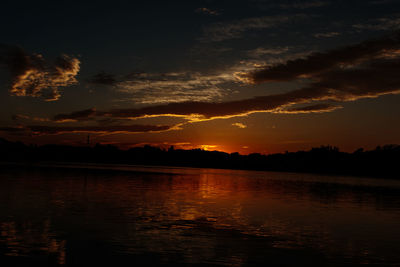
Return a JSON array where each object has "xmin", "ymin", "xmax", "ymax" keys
[
  {"xmin": 196, "ymin": 7, "xmax": 219, "ymax": 16},
  {"xmin": 53, "ymin": 108, "xmax": 97, "ymax": 122},
  {"xmin": 88, "ymin": 71, "xmax": 117, "ymax": 85},
  {"xmin": 200, "ymin": 14, "xmax": 306, "ymax": 42},
  {"xmin": 247, "ymin": 46, "xmax": 290, "ymax": 57},
  {"xmin": 232, "ymin": 122, "xmax": 247, "ymax": 128},
  {"xmin": 273, "ymin": 103, "xmax": 343, "ymax": 114},
  {"xmin": 254, "ymin": 0, "xmax": 330, "ymax": 10},
  {"xmin": 353, "ymin": 17, "xmax": 400, "ymax": 31},
  {"xmin": 88, "ymin": 71, "xmax": 236, "ymax": 104},
  {"xmin": 0, "ymin": 124, "xmax": 173, "ymax": 135},
  {"xmin": 11, "ymin": 114, "xmax": 49, "ymax": 122},
  {"xmin": 278, "ymin": 1, "xmax": 330, "ymax": 9},
  {"xmin": 29, "ymin": 124, "xmax": 172, "ymax": 135},
  {"xmin": 314, "ymin": 32, "xmax": 341, "ymax": 38},
  {"xmin": 11, "ymin": 114, "xmax": 30, "ymax": 121},
  {"xmin": 0, "ymin": 126, "xmax": 26, "ymax": 133},
  {"xmin": 0, "ymin": 44, "xmax": 80, "ymax": 101}
]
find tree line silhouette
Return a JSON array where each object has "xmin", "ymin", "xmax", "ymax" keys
[{"xmin": 1, "ymin": 138, "xmax": 399, "ymax": 178}]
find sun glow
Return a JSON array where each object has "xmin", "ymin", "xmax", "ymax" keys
[{"xmin": 200, "ymin": 145, "xmax": 218, "ymax": 151}]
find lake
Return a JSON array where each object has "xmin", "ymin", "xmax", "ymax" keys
[{"xmin": 1, "ymin": 163, "xmax": 400, "ymax": 266}]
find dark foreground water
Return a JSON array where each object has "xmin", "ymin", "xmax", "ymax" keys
[{"xmin": 0, "ymin": 164, "xmax": 400, "ymax": 266}]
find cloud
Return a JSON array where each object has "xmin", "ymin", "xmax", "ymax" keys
[
  {"xmin": 274, "ymin": 103, "xmax": 343, "ymax": 114},
  {"xmin": 353, "ymin": 17, "xmax": 400, "ymax": 31},
  {"xmin": 247, "ymin": 47, "xmax": 290, "ymax": 57},
  {"xmin": 278, "ymin": 1, "xmax": 329, "ymax": 9},
  {"xmin": 11, "ymin": 114, "xmax": 30, "ymax": 121},
  {"xmin": 53, "ymin": 91, "xmax": 334, "ymax": 122},
  {"xmin": 88, "ymin": 71, "xmax": 235, "ymax": 105},
  {"xmin": 54, "ymin": 108, "xmax": 97, "ymax": 122},
  {"xmin": 0, "ymin": 124, "xmax": 173, "ymax": 135},
  {"xmin": 200, "ymin": 14, "xmax": 306, "ymax": 42},
  {"xmin": 314, "ymin": 32, "xmax": 340, "ymax": 38},
  {"xmin": 232, "ymin": 122, "xmax": 247, "ymax": 128},
  {"xmin": 88, "ymin": 71, "xmax": 117, "ymax": 85},
  {"xmin": 0, "ymin": 44, "xmax": 80, "ymax": 101},
  {"xmin": 10, "ymin": 114, "xmax": 49, "ymax": 122},
  {"xmin": 51, "ymin": 66, "xmax": 397, "ymax": 122},
  {"xmin": 254, "ymin": 0, "xmax": 330, "ymax": 10},
  {"xmin": 28, "ymin": 124, "xmax": 172, "ymax": 135},
  {"xmin": 239, "ymin": 31, "xmax": 400, "ymax": 83},
  {"xmin": 0, "ymin": 126, "xmax": 26, "ymax": 133},
  {"xmin": 51, "ymin": 32, "xmax": 400, "ymax": 128},
  {"xmin": 196, "ymin": 7, "xmax": 219, "ymax": 16}
]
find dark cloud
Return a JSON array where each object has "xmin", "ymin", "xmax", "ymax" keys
[
  {"xmin": 0, "ymin": 44, "xmax": 80, "ymax": 101},
  {"xmin": 195, "ymin": 7, "xmax": 219, "ymax": 16},
  {"xmin": 88, "ymin": 71, "xmax": 117, "ymax": 85},
  {"xmin": 200, "ymin": 14, "xmax": 306, "ymax": 42},
  {"xmin": 0, "ymin": 124, "xmax": 173, "ymax": 135},
  {"xmin": 240, "ymin": 31, "xmax": 400, "ymax": 83},
  {"xmin": 278, "ymin": 103, "xmax": 343, "ymax": 113},
  {"xmin": 11, "ymin": 114, "xmax": 30, "ymax": 121},
  {"xmin": 278, "ymin": 1, "xmax": 329, "ymax": 9},
  {"xmin": 28, "ymin": 124, "xmax": 172, "ymax": 135},
  {"xmin": 353, "ymin": 17, "xmax": 400, "ymax": 31},
  {"xmin": 0, "ymin": 126, "xmax": 26, "ymax": 133},
  {"xmin": 314, "ymin": 32, "xmax": 340, "ymax": 38},
  {"xmin": 54, "ymin": 108, "xmax": 97, "ymax": 122}
]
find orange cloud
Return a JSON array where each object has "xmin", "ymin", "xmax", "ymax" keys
[
  {"xmin": 232, "ymin": 122, "xmax": 247, "ymax": 128},
  {"xmin": 273, "ymin": 103, "xmax": 343, "ymax": 114},
  {"xmin": 0, "ymin": 44, "xmax": 80, "ymax": 101}
]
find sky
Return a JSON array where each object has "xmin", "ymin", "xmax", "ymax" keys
[{"xmin": 1, "ymin": 0, "xmax": 400, "ymax": 154}]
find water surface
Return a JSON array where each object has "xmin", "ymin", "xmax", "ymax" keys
[{"xmin": 1, "ymin": 164, "xmax": 399, "ymax": 266}]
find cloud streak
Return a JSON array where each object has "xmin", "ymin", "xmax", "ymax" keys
[
  {"xmin": 200, "ymin": 14, "xmax": 306, "ymax": 42},
  {"xmin": 53, "ymin": 108, "xmax": 97, "ymax": 122},
  {"xmin": 232, "ymin": 122, "xmax": 247, "ymax": 129},
  {"xmin": 0, "ymin": 124, "xmax": 173, "ymax": 135},
  {"xmin": 89, "ymin": 71, "xmax": 234, "ymax": 104},
  {"xmin": 247, "ymin": 46, "xmax": 290, "ymax": 57},
  {"xmin": 274, "ymin": 103, "xmax": 343, "ymax": 114},
  {"xmin": 278, "ymin": 1, "xmax": 329, "ymax": 9},
  {"xmin": 314, "ymin": 32, "xmax": 340, "ymax": 38},
  {"xmin": 239, "ymin": 31, "xmax": 400, "ymax": 83},
  {"xmin": 0, "ymin": 44, "xmax": 80, "ymax": 101},
  {"xmin": 89, "ymin": 72, "xmax": 117, "ymax": 85},
  {"xmin": 196, "ymin": 7, "xmax": 219, "ymax": 16},
  {"xmin": 353, "ymin": 17, "xmax": 400, "ymax": 31}
]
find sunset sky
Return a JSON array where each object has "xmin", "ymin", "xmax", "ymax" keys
[{"xmin": 1, "ymin": 0, "xmax": 400, "ymax": 154}]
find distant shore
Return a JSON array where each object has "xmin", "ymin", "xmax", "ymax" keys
[{"xmin": 1, "ymin": 138, "xmax": 399, "ymax": 179}]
